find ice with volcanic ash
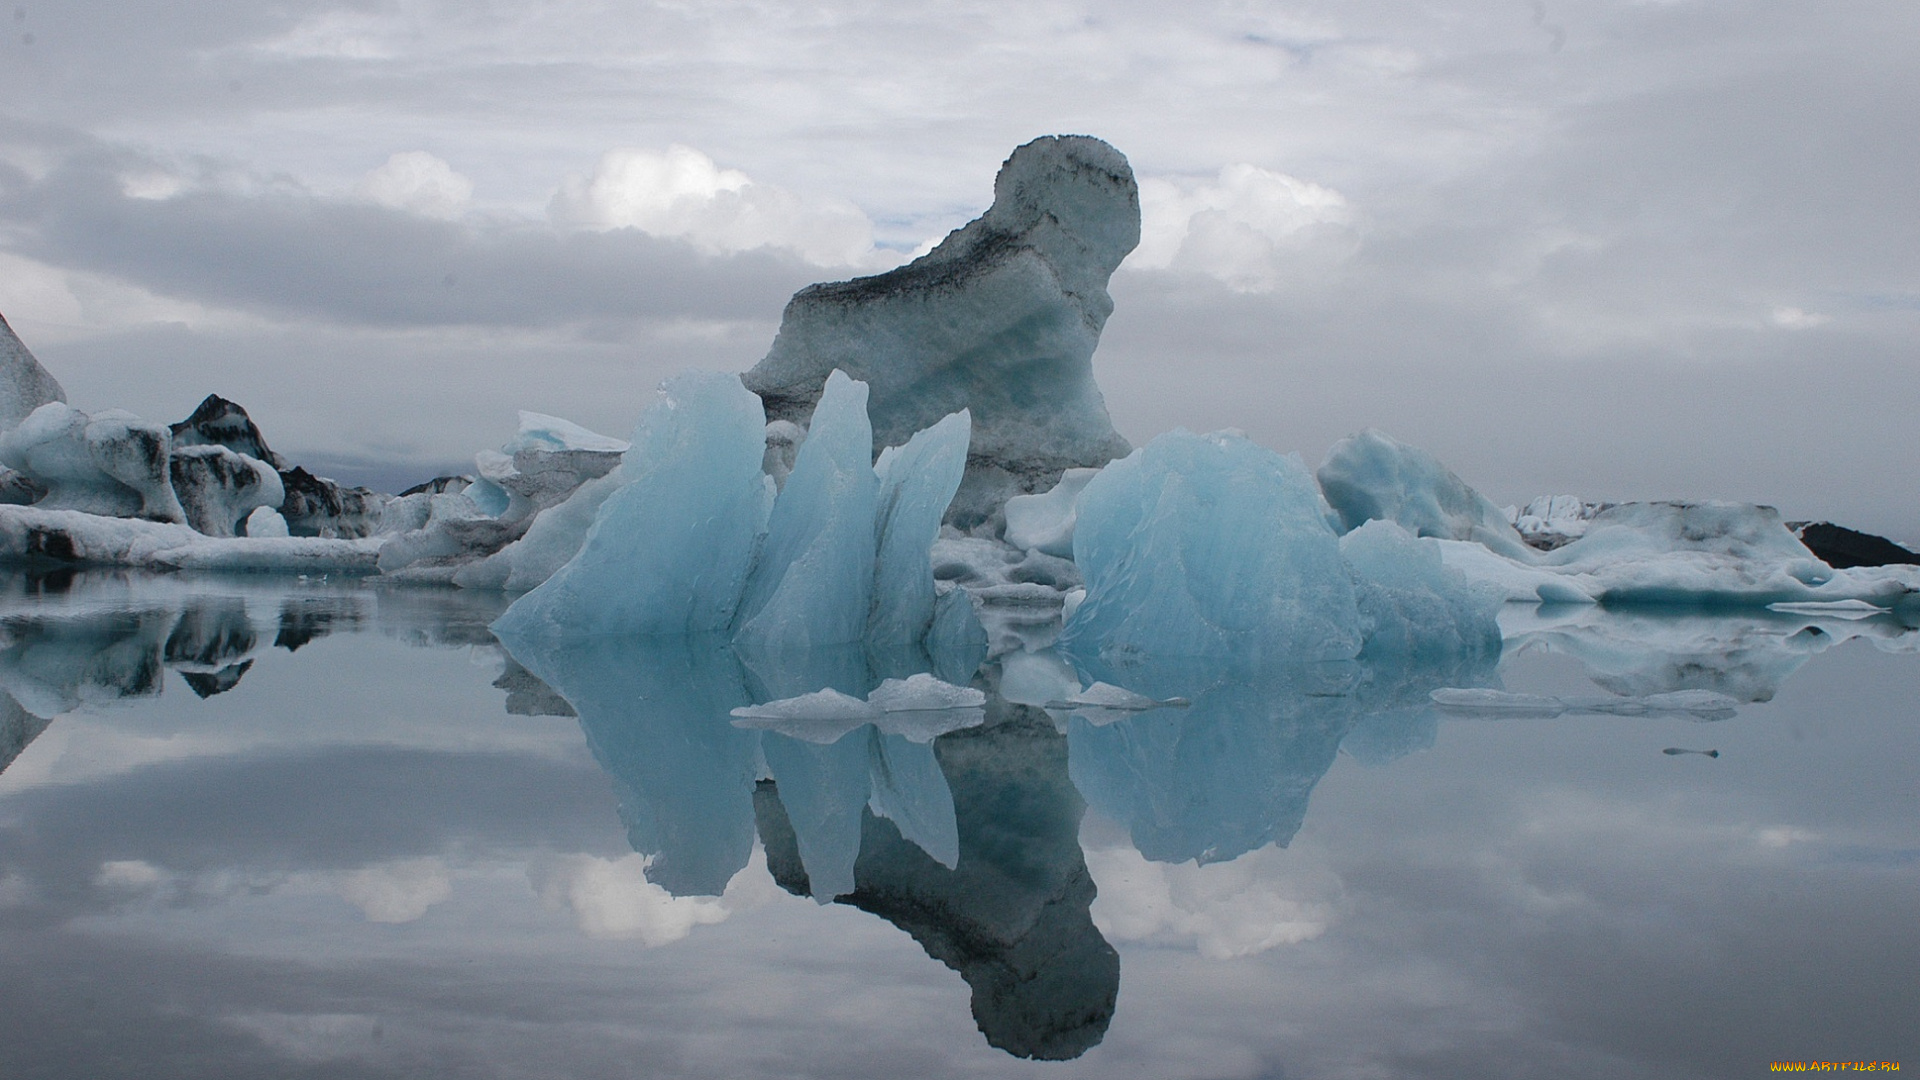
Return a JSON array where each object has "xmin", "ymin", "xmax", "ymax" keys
[{"xmin": 745, "ymin": 135, "xmax": 1136, "ymax": 528}]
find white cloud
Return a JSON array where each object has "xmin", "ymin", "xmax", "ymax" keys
[
  {"xmin": 550, "ymin": 145, "xmax": 877, "ymax": 268},
  {"xmin": 530, "ymin": 852, "xmax": 734, "ymax": 945},
  {"xmin": 334, "ymin": 856, "xmax": 453, "ymax": 923},
  {"xmin": 357, "ymin": 151, "xmax": 474, "ymax": 220},
  {"xmin": 95, "ymin": 858, "xmax": 168, "ymax": 889},
  {"xmin": 1128, "ymin": 164, "xmax": 1357, "ymax": 292},
  {"xmin": 1771, "ymin": 305, "xmax": 1831, "ymax": 330},
  {"xmin": 1085, "ymin": 840, "xmax": 1344, "ymax": 959}
]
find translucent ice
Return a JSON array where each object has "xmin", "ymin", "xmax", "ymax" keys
[
  {"xmin": 1339, "ymin": 520, "xmax": 1502, "ymax": 663},
  {"xmin": 869, "ymin": 410, "xmax": 970, "ymax": 644},
  {"xmin": 1061, "ymin": 429, "xmax": 1363, "ymax": 664},
  {"xmin": 492, "ymin": 371, "xmax": 771, "ymax": 639},
  {"xmin": 734, "ymin": 371, "xmax": 877, "ymax": 651},
  {"xmin": 1317, "ymin": 429, "xmax": 1533, "ymax": 559}
]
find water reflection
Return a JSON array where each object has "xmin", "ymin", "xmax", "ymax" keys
[{"xmin": 2, "ymin": 572, "xmax": 1917, "ymax": 1069}]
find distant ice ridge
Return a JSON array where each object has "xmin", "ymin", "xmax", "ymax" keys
[
  {"xmin": 494, "ymin": 370, "xmax": 981, "ymax": 658},
  {"xmin": 745, "ymin": 135, "xmax": 1137, "ymax": 527},
  {"xmin": 1314, "ymin": 430, "xmax": 1919, "ymax": 611}
]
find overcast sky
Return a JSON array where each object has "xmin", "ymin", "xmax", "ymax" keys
[{"xmin": 1, "ymin": 0, "xmax": 1914, "ymax": 537}]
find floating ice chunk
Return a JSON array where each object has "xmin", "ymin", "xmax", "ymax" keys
[
  {"xmin": 1536, "ymin": 502, "xmax": 1911, "ymax": 607},
  {"xmin": 483, "ymin": 412, "xmax": 627, "ymax": 525},
  {"xmin": 0, "ymin": 311, "xmax": 66, "ymax": 430},
  {"xmin": 734, "ymin": 371, "xmax": 877, "ymax": 650},
  {"xmin": 493, "ymin": 371, "xmax": 772, "ymax": 638},
  {"xmin": 1767, "ymin": 599, "xmax": 1883, "ymax": 618},
  {"xmin": 1045, "ymin": 681, "xmax": 1188, "ymax": 727},
  {"xmin": 169, "ymin": 395, "xmax": 286, "ymax": 468},
  {"xmin": 997, "ymin": 649, "xmax": 1084, "ymax": 708},
  {"xmin": 730, "ymin": 674, "xmax": 984, "ymax": 745},
  {"xmin": 1429, "ymin": 686, "xmax": 1739, "ymax": 720},
  {"xmin": 1003, "ymin": 467, "xmax": 1099, "ymax": 557},
  {"xmin": 1318, "ymin": 430, "xmax": 1533, "ymax": 559},
  {"xmin": 0, "ymin": 505, "xmax": 381, "ymax": 572},
  {"xmin": 507, "ymin": 411, "xmax": 630, "ymax": 455},
  {"xmin": 1340, "ymin": 520, "xmax": 1502, "ymax": 663},
  {"xmin": 1512, "ymin": 495, "xmax": 1610, "ymax": 551},
  {"xmin": 869, "ymin": 673, "xmax": 986, "ymax": 742},
  {"xmin": 869, "ymin": 410, "xmax": 970, "ymax": 644},
  {"xmin": 278, "ymin": 466, "xmax": 388, "ymax": 538},
  {"xmin": 1061, "ymin": 429, "xmax": 1363, "ymax": 663},
  {"xmin": 868, "ymin": 672, "xmax": 987, "ymax": 712},
  {"xmin": 244, "ymin": 506, "xmax": 290, "ymax": 538},
  {"xmin": 375, "ymin": 491, "xmax": 515, "ymax": 577},
  {"xmin": 169, "ymin": 446, "xmax": 283, "ymax": 537},
  {"xmin": 1047, "ymin": 682, "xmax": 1185, "ymax": 712},
  {"xmin": 1, "ymin": 404, "xmax": 185, "ymax": 522},
  {"xmin": 745, "ymin": 135, "xmax": 1138, "ymax": 526},
  {"xmin": 452, "ymin": 466, "xmax": 625, "ymax": 592},
  {"xmin": 730, "ymin": 688, "xmax": 881, "ymax": 743}
]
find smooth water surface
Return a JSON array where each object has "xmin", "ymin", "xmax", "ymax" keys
[{"xmin": 0, "ymin": 573, "xmax": 1915, "ymax": 1079}]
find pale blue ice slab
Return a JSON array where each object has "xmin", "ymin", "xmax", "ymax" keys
[
  {"xmin": 1060, "ymin": 429, "xmax": 1362, "ymax": 664},
  {"xmin": 492, "ymin": 371, "xmax": 771, "ymax": 639},
  {"xmin": 735, "ymin": 371, "xmax": 878, "ymax": 651},
  {"xmin": 869, "ymin": 409, "xmax": 970, "ymax": 644}
]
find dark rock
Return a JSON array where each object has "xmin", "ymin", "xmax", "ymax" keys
[
  {"xmin": 1789, "ymin": 521, "xmax": 1920, "ymax": 569},
  {"xmin": 169, "ymin": 394, "xmax": 286, "ymax": 469}
]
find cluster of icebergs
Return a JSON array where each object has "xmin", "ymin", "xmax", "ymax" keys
[{"xmin": 1, "ymin": 135, "xmax": 1914, "ymax": 668}]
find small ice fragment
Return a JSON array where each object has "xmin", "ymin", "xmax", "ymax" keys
[{"xmin": 867, "ymin": 673, "xmax": 985, "ymax": 712}]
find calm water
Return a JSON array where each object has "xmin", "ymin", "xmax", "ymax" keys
[{"xmin": 0, "ymin": 573, "xmax": 1915, "ymax": 1079}]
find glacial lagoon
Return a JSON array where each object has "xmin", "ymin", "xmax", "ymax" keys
[{"xmin": 0, "ymin": 572, "xmax": 1914, "ymax": 1079}]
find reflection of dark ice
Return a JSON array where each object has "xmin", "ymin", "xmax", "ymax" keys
[{"xmin": 755, "ymin": 706, "xmax": 1117, "ymax": 1061}]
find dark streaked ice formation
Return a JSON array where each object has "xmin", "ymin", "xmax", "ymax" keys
[
  {"xmin": 756, "ymin": 707, "xmax": 1117, "ymax": 1061},
  {"xmin": 745, "ymin": 135, "xmax": 1137, "ymax": 527}
]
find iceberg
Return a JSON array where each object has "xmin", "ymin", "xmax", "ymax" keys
[
  {"xmin": 869, "ymin": 410, "xmax": 970, "ymax": 643},
  {"xmin": 169, "ymin": 445, "xmax": 284, "ymax": 537},
  {"xmin": 1340, "ymin": 519, "xmax": 1503, "ymax": 663},
  {"xmin": 169, "ymin": 394, "xmax": 287, "ymax": 469},
  {"xmin": 1, "ymin": 404, "xmax": 185, "ymax": 523},
  {"xmin": 492, "ymin": 371, "xmax": 771, "ymax": 639},
  {"xmin": 1061, "ymin": 429, "xmax": 1363, "ymax": 664},
  {"xmin": 0, "ymin": 311, "xmax": 66, "ymax": 430},
  {"xmin": 745, "ymin": 136, "xmax": 1137, "ymax": 527},
  {"xmin": 1317, "ymin": 429, "xmax": 1534, "ymax": 559},
  {"xmin": 734, "ymin": 371, "xmax": 878, "ymax": 650},
  {"xmin": 1002, "ymin": 467, "xmax": 1099, "ymax": 558}
]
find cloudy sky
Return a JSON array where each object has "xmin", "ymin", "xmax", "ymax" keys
[{"xmin": 1, "ymin": 0, "xmax": 1914, "ymax": 537}]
